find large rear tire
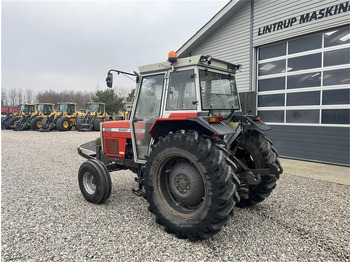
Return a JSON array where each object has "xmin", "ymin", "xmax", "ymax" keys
[
  {"xmin": 144, "ymin": 131, "xmax": 240, "ymax": 241},
  {"xmin": 233, "ymin": 130, "xmax": 281, "ymax": 208},
  {"xmin": 78, "ymin": 159, "xmax": 112, "ymax": 204}
]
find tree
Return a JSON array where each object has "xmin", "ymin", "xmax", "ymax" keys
[
  {"xmin": 1, "ymin": 89, "xmax": 8, "ymax": 106},
  {"xmin": 36, "ymin": 90, "xmax": 93, "ymax": 109},
  {"xmin": 17, "ymin": 88, "xmax": 23, "ymax": 104},
  {"xmin": 115, "ymin": 86, "xmax": 132, "ymax": 98},
  {"xmin": 126, "ymin": 89, "xmax": 135, "ymax": 102},
  {"xmin": 94, "ymin": 89, "xmax": 123, "ymax": 114},
  {"xmin": 25, "ymin": 89, "xmax": 34, "ymax": 104},
  {"xmin": 8, "ymin": 88, "xmax": 18, "ymax": 106}
]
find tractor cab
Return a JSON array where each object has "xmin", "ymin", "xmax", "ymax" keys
[
  {"xmin": 56, "ymin": 102, "xmax": 77, "ymax": 117},
  {"xmin": 36, "ymin": 103, "xmax": 55, "ymax": 116},
  {"xmin": 87, "ymin": 102, "xmax": 106, "ymax": 116},
  {"xmin": 106, "ymin": 53, "xmax": 242, "ymax": 163},
  {"xmin": 19, "ymin": 103, "xmax": 36, "ymax": 116}
]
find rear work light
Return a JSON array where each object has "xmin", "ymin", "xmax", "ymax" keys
[{"xmin": 208, "ymin": 116, "xmax": 223, "ymax": 123}]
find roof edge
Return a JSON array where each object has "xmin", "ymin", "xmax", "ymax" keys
[{"xmin": 177, "ymin": 0, "xmax": 243, "ymax": 57}]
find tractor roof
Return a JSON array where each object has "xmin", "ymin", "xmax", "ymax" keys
[{"xmin": 139, "ymin": 55, "xmax": 240, "ymax": 75}]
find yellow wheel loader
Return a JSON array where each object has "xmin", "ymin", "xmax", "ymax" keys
[
  {"xmin": 115, "ymin": 101, "xmax": 133, "ymax": 120},
  {"xmin": 76, "ymin": 102, "xmax": 112, "ymax": 131},
  {"xmin": 29, "ymin": 103, "xmax": 55, "ymax": 130},
  {"xmin": 39, "ymin": 102, "xmax": 78, "ymax": 132},
  {"xmin": 8, "ymin": 104, "xmax": 36, "ymax": 130}
]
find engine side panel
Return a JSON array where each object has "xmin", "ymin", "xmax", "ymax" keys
[{"xmin": 102, "ymin": 120, "xmax": 131, "ymax": 158}]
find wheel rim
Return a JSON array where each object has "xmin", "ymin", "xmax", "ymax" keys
[
  {"xmin": 236, "ymin": 147, "xmax": 257, "ymax": 169},
  {"xmin": 37, "ymin": 121, "xmax": 42, "ymax": 128},
  {"xmin": 63, "ymin": 121, "xmax": 69, "ymax": 129},
  {"xmin": 156, "ymin": 157, "xmax": 205, "ymax": 218},
  {"xmin": 83, "ymin": 172, "xmax": 96, "ymax": 195}
]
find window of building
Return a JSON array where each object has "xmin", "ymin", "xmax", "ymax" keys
[{"xmin": 257, "ymin": 26, "xmax": 350, "ymax": 127}]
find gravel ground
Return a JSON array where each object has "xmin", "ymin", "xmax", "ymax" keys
[{"xmin": 1, "ymin": 130, "xmax": 349, "ymax": 261}]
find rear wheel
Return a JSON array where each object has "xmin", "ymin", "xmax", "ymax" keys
[
  {"xmin": 144, "ymin": 131, "xmax": 240, "ymax": 241},
  {"xmin": 30, "ymin": 117, "xmax": 43, "ymax": 130},
  {"xmin": 78, "ymin": 159, "xmax": 111, "ymax": 204},
  {"xmin": 57, "ymin": 117, "xmax": 71, "ymax": 131},
  {"xmin": 232, "ymin": 130, "xmax": 281, "ymax": 207}
]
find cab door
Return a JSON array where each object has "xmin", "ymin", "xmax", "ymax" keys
[{"xmin": 130, "ymin": 73, "xmax": 165, "ymax": 162}]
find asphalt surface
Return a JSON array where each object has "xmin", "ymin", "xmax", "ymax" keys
[{"xmin": 1, "ymin": 130, "xmax": 349, "ymax": 261}]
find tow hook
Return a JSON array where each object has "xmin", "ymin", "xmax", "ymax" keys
[{"xmin": 237, "ymin": 170, "xmax": 261, "ymax": 186}]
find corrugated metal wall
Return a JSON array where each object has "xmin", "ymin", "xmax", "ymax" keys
[
  {"xmin": 190, "ymin": 1, "xmax": 252, "ymax": 92},
  {"xmin": 265, "ymin": 125, "xmax": 350, "ymax": 166},
  {"xmin": 253, "ymin": 0, "xmax": 350, "ymax": 46}
]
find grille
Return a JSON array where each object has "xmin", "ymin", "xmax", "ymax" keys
[{"xmin": 104, "ymin": 138, "xmax": 119, "ymax": 155}]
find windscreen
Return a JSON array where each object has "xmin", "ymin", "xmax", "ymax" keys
[
  {"xmin": 19, "ymin": 104, "xmax": 26, "ymax": 112},
  {"xmin": 57, "ymin": 104, "xmax": 67, "ymax": 112},
  {"xmin": 89, "ymin": 104, "xmax": 102, "ymax": 113},
  {"xmin": 37, "ymin": 104, "xmax": 44, "ymax": 112},
  {"xmin": 200, "ymin": 70, "xmax": 240, "ymax": 110}
]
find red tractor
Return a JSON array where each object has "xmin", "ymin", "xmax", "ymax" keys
[{"xmin": 78, "ymin": 52, "xmax": 283, "ymax": 241}]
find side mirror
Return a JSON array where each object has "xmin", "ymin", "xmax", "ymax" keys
[{"xmin": 106, "ymin": 72, "xmax": 113, "ymax": 88}]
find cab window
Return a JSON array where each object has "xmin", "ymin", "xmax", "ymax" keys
[{"xmin": 166, "ymin": 70, "xmax": 197, "ymax": 110}]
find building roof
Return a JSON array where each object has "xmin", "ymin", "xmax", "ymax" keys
[{"xmin": 177, "ymin": 0, "xmax": 246, "ymax": 57}]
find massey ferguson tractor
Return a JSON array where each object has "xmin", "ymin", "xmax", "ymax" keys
[{"xmin": 77, "ymin": 52, "xmax": 283, "ymax": 241}]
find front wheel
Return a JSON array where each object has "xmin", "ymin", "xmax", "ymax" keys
[
  {"xmin": 57, "ymin": 117, "xmax": 71, "ymax": 131},
  {"xmin": 144, "ymin": 131, "xmax": 240, "ymax": 241},
  {"xmin": 232, "ymin": 130, "xmax": 281, "ymax": 208},
  {"xmin": 78, "ymin": 159, "xmax": 112, "ymax": 204},
  {"xmin": 30, "ymin": 117, "xmax": 43, "ymax": 130},
  {"xmin": 9, "ymin": 116, "xmax": 21, "ymax": 130}
]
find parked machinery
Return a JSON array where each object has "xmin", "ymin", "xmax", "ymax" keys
[
  {"xmin": 28, "ymin": 103, "xmax": 55, "ymax": 131},
  {"xmin": 76, "ymin": 102, "xmax": 112, "ymax": 131},
  {"xmin": 116, "ymin": 101, "xmax": 133, "ymax": 120},
  {"xmin": 1, "ymin": 103, "xmax": 36, "ymax": 130},
  {"xmin": 39, "ymin": 102, "xmax": 79, "ymax": 132},
  {"xmin": 77, "ymin": 52, "xmax": 283, "ymax": 241}
]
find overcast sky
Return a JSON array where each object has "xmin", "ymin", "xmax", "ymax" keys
[{"xmin": 1, "ymin": 0, "xmax": 228, "ymax": 96}]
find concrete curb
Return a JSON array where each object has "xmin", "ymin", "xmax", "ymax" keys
[{"xmin": 280, "ymin": 158, "xmax": 350, "ymax": 186}]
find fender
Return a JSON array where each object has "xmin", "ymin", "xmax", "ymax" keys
[
  {"xmin": 149, "ymin": 113, "xmax": 235, "ymax": 139},
  {"xmin": 231, "ymin": 115, "xmax": 271, "ymax": 131}
]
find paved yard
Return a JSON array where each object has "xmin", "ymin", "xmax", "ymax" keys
[{"xmin": 1, "ymin": 130, "xmax": 349, "ymax": 261}]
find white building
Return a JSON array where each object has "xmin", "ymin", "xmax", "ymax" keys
[{"xmin": 178, "ymin": 0, "xmax": 350, "ymax": 165}]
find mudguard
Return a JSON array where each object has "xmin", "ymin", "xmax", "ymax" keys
[
  {"xmin": 231, "ymin": 115, "xmax": 271, "ymax": 131},
  {"xmin": 149, "ymin": 115, "xmax": 236, "ymax": 139}
]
